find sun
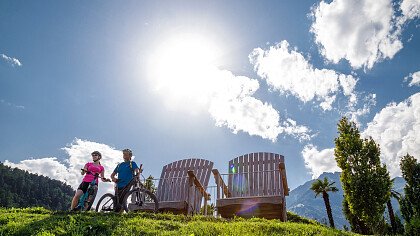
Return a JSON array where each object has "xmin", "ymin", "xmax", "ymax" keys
[{"xmin": 148, "ymin": 33, "xmax": 223, "ymax": 109}]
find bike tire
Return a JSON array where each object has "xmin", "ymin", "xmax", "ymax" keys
[
  {"xmin": 122, "ymin": 188, "xmax": 159, "ymax": 213},
  {"xmin": 95, "ymin": 193, "xmax": 116, "ymax": 213},
  {"xmin": 84, "ymin": 186, "xmax": 98, "ymax": 211}
]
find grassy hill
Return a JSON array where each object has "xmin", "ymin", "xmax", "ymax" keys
[{"xmin": 0, "ymin": 208, "xmax": 358, "ymax": 236}]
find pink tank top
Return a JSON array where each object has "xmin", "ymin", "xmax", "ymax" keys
[{"xmin": 82, "ymin": 162, "xmax": 104, "ymax": 183}]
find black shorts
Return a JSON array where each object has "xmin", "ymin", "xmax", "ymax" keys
[
  {"xmin": 116, "ymin": 187, "xmax": 130, "ymax": 204},
  {"xmin": 77, "ymin": 181, "xmax": 96, "ymax": 194}
]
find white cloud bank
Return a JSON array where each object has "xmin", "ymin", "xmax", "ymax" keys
[
  {"xmin": 250, "ymin": 40, "xmax": 358, "ymax": 111},
  {"xmin": 302, "ymin": 145, "xmax": 340, "ymax": 179},
  {"xmin": 362, "ymin": 92, "xmax": 420, "ymax": 177},
  {"xmin": 204, "ymin": 68, "xmax": 312, "ymax": 141},
  {"xmin": 150, "ymin": 50, "xmax": 312, "ymax": 142},
  {"xmin": 4, "ymin": 139, "xmax": 125, "ymax": 206},
  {"xmin": 302, "ymin": 92, "xmax": 420, "ymax": 179},
  {"xmin": 311, "ymin": 0, "xmax": 420, "ymax": 70},
  {"xmin": 1, "ymin": 53, "xmax": 22, "ymax": 67},
  {"xmin": 405, "ymin": 71, "xmax": 420, "ymax": 87}
]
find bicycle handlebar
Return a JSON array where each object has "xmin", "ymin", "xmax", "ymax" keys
[{"xmin": 81, "ymin": 169, "xmax": 111, "ymax": 182}]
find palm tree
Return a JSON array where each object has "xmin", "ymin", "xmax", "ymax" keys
[
  {"xmin": 387, "ymin": 178, "xmax": 401, "ymax": 234},
  {"xmin": 310, "ymin": 177, "xmax": 339, "ymax": 228}
]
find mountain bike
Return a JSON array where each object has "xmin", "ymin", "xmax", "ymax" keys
[
  {"xmin": 95, "ymin": 173, "xmax": 158, "ymax": 213},
  {"xmin": 74, "ymin": 170, "xmax": 110, "ymax": 212}
]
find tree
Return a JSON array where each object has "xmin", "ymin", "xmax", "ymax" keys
[
  {"xmin": 387, "ymin": 178, "xmax": 401, "ymax": 234},
  {"xmin": 399, "ymin": 154, "xmax": 420, "ymax": 235},
  {"xmin": 310, "ymin": 177, "xmax": 338, "ymax": 228},
  {"xmin": 0, "ymin": 162, "xmax": 74, "ymax": 210},
  {"xmin": 144, "ymin": 175, "xmax": 157, "ymax": 194},
  {"xmin": 334, "ymin": 117, "xmax": 392, "ymax": 234},
  {"xmin": 200, "ymin": 203, "xmax": 215, "ymax": 215}
]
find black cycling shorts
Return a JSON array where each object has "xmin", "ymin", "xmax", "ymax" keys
[{"xmin": 77, "ymin": 181, "xmax": 93, "ymax": 194}]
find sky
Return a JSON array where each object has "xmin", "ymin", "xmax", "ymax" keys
[{"xmin": 1, "ymin": 0, "xmax": 419, "ymax": 201}]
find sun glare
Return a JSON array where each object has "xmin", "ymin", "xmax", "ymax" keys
[{"xmin": 149, "ymin": 33, "xmax": 223, "ymax": 108}]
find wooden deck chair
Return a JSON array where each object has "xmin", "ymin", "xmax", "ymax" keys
[
  {"xmin": 212, "ymin": 152, "xmax": 289, "ymax": 221},
  {"xmin": 155, "ymin": 158, "xmax": 214, "ymax": 215}
]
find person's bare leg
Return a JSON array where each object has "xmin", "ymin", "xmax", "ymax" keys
[{"xmin": 71, "ymin": 190, "xmax": 84, "ymax": 210}]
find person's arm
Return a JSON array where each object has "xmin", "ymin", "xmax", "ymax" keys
[
  {"xmin": 81, "ymin": 164, "xmax": 88, "ymax": 175},
  {"xmin": 134, "ymin": 168, "xmax": 140, "ymax": 176},
  {"xmin": 134, "ymin": 163, "xmax": 142, "ymax": 176},
  {"xmin": 100, "ymin": 168, "xmax": 109, "ymax": 181},
  {"xmin": 111, "ymin": 171, "xmax": 117, "ymax": 182}
]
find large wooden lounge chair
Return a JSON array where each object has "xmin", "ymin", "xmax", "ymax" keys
[
  {"xmin": 212, "ymin": 152, "xmax": 289, "ymax": 220},
  {"xmin": 154, "ymin": 158, "xmax": 213, "ymax": 215}
]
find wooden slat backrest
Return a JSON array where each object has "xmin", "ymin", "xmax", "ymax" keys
[
  {"xmin": 157, "ymin": 158, "xmax": 214, "ymax": 203},
  {"xmin": 228, "ymin": 153, "xmax": 285, "ymax": 197},
  {"xmin": 274, "ymin": 154, "xmax": 281, "ymax": 195},
  {"xmin": 248, "ymin": 153, "xmax": 256, "ymax": 196},
  {"xmin": 174, "ymin": 159, "xmax": 186, "ymax": 202},
  {"xmin": 243, "ymin": 154, "xmax": 249, "ymax": 197},
  {"xmin": 193, "ymin": 159, "xmax": 214, "ymax": 211},
  {"xmin": 257, "ymin": 152, "xmax": 263, "ymax": 196},
  {"xmin": 269, "ymin": 153, "xmax": 275, "ymax": 195},
  {"xmin": 180, "ymin": 159, "xmax": 193, "ymax": 202}
]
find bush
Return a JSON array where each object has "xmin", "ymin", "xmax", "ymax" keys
[{"xmin": 405, "ymin": 217, "xmax": 420, "ymax": 236}]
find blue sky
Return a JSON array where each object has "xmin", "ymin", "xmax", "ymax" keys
[{"xmin": 1, "ymin": 0, "xmax": 419, "ymax": 194}]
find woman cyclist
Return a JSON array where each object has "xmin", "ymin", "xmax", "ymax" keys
[{"xmin": 70, "ymin": 151, "xmax": 109, "ymax": 211}]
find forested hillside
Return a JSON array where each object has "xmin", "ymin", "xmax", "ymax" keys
[{"xmin": 0, "ymin": 162, "xmax": 74, "ymax": 210}]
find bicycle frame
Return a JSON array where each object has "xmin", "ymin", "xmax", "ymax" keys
[{"xmin": 77, "ymin": 177, "xmax": 98, "ymax": 210}]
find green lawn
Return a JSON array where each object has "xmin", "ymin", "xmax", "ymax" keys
[{"xmin": 0, "ymin": 208, "xmax": 357, "ymax": 236}]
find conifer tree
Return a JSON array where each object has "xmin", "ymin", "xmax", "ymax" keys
[
  {"xmin": 399, "ymin": 154, "xmax": 420, "ymax": 235},
  {"xmin": 334, "ymin": 117, "xmax": 391, "ymax": 234}
]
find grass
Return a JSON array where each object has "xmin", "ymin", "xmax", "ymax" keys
[{"xmin": 0, "ymin": 207, "xmax": 358, "ymax": 236}]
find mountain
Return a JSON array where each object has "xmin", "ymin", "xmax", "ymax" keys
[
  {"xmin": 286, "ymin": 172, "xmax": 405, "ymax": 229},
  {"xmin": 0, "ymin": 162, "xmax": 74, "ymax": 210}
]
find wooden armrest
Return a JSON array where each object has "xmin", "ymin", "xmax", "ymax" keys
[
  {"xmin": 212, "ymin": 169, "xmax": 231, "ymax": 198},
  {"xmin": 187, "ymin": 170, "xmax": 211, "ymax": 200},
  {"xmin": 279, "ymin": 163, "xmax": 289, "ymax": 196}
]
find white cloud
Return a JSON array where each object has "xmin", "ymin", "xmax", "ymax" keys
[
  {"xmin": 150, "ymin": 52, "xmax": 311, "ymax": 142},
  {"xmin": 250, "ymin": 40, "xmax": 358, "ymax": 111},
  {"xmin": 345, "ymin": 93, "xmax": 377, "ymax": 125},
  {"xmin": 1, "ymin": 53, "xmax": 22, "ymax": 67},
  {"xmin": 311, "ymin": 0, "xmax": 420, "ymax": 70},
  {"xmin": 205, "ymin": 68, "xmax": 312, "ymax": 142},
  {"xmin": 302, "ymin": 93, "xmax": 419, "ymax": 179},
  {"xmin": 301, "ymin": 145, "xmax": 340, "ymax": 179},
  {"xmin": 400, "ymin": 0, "xmax": 420, "ymax": 22},
  {"xmin": 0, "ymin": 99, "xmax": 25, "ymax": 109},
  {"xmin": 405, "ymin": 71, "xmax": 420, "ymax": 87},
  {"xmin": 4, "ymin": 138, "xmax": 127, "ymax": 207},
  {"xmin": 4, "ymin": 157, "xmax": 68, "ymax": 182},
  {"xmin": 280, "ymin": 118, "xmax": 313, "ymax": 142},
  {"xmin": 362, "ymin": 92, "xmax": 420, "ymax": 177}
]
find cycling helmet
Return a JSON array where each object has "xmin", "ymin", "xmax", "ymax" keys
[
  {"xmin": 122, "ymin": 148, "xmax": 133, "ymax": 156},
  {"xmin": 91, "ymin": 151, "xmax": 102, "ymax": 158}
]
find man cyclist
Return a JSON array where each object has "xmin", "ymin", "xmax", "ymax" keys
[{"xmin": 110, "ymin": 148, "xmax": 141, "ymax": 210}]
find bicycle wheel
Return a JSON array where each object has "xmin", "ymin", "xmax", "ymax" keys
[
  {"xmin": 122, "ymin": 188, "xmax": 159, "ymax": 213},
  {"xmin": 84, "ymin": 186, "xmax": 98, "ymax": 211},
  {"xmin": 95, "ymin": 193, "xmax": 116, "ymax": 213}
]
